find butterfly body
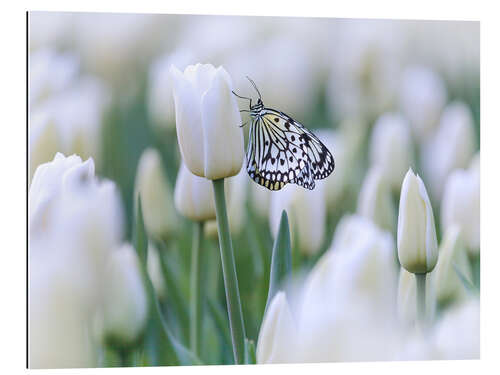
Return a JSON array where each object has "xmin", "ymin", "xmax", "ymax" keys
[{"xmin": 243, "ymin": 94, "xmax": 335, "ymax": 191}]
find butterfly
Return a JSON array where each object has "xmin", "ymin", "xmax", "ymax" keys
[{"xmin": 233, "ymin": 77, "xmax": 334, "ymax": 191}]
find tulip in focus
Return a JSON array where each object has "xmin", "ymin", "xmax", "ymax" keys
[
  {"xmin": 134, "ymin": 148, "xmax": 178, "ymax": 239},
  {"xmin": 170, "ymin": 63, "xmax": 244, "ymax": 180},
  {"xmin": 397, "ymin": 168, "xmax": 438, "ymax": 274}
]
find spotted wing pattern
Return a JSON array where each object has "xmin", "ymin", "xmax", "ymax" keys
[{"xmin": 246, "ymin": 108, "xmax": 334, "ymax": 191}]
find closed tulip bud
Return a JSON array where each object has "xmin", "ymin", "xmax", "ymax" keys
[
  {"xmin": 100, "ymin": 243, "xmax": 148, "ymax": 346},
  {"xmin": 134, "ymin": 148, "xmax": 178, "ymax": 239},
  {"xmin": 256, "ymin": 291, "xmax": 297, "ymax": 364},
  {"xmin": 421, "ymin": 101, "xmax": 476, "ymax": 201},
  {"xmin": 174, "ymin": 162, "xmax": 217, "ymax": 221},
  {"xmin": 431, "ymin": 225, "xmax": 472, "ymax": 306},
  {"xmin": 369, "ymin": 112, "xmax": 414, "ymax": 191},
  {"xmin": 357, "ymin": 167, "xmax": 396, "ymax": 232},
  {"xmin": 441, "ymin": 165, "xmax": 480, "ymax": 255},
  {"xmin": 170, "ymin": 63, "xmax": 244, "ymax": 180},
  {"xmin": 397, "ymin": 169, "xmax": 438, "ymax": 274},
  {"xmin": 399, "ymin": 65, "xmax": 447, "ymax": 141}
]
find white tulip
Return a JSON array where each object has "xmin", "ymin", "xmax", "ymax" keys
[
  {"xmin": 174, "ymin": 162, "xmax": 217, "ymax": 222},
  {"xmin": 147, "ymin": 242, "xmax": 166, "ymax": 299},
  {"xmin": 431, "ymin": 225, "xmax": 472, "ymax": 306},
  {"xmin": 441, "ymin": 165, "xmax": 480, "ymax": 255},
  {"xmin": 256, "ymin": 292, "xmax": 297, "ymax": 364},
  {"xmin": 397, "ymin": 169, "xmax": 438, "ymax": 274},
  {"xmin": 148, "ymin": 49, "xmax": 195, "ymax": 130},
  {"xmin": 170, "ymin": 63, "xmax": 244, "ymax": 180},
  {"xmin": 357, "ymin": 167, "xmax": 396, "ymax": 232},
  {"xmin": 369, "ymin": 112, "xmax": 414, "ymax": 191},
  {"xmin": 398, "ymin": 65, "xmax": 447, "ymax": 141},
  {"xmin": 100, "ymin": 243, "xmax": 148, "ymax": 346},
  {"xmin": 269, "ymin": 183, "xmax": 326, "ymax": 256},
  {"xmin": 432, "ymin": 298, "xmax": 479, "ymax": 359},
  {"xmin": 134, "ymin": 148, "xmax": 178, "ymax": 239},
  {"xmin": 29, "ymin": 108, "xmax": 61, "ymax": 184},
  {"xmin": 421, "ymin": 101, "xmax": 476, "ymax": 201}
]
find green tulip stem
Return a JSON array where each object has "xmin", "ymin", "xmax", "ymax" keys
[
  {"xmin": 212, "ymin": 178, "xmax": 246, "ymax": 364},
  {"xmin": 415, "ymin": 273, "xmax": 427, "ymax": 328},
  {"xmin": 190, "ymin": 221, "xmax": 204, "ymax": 357}
]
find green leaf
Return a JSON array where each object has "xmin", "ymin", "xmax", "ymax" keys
[
  {"xmin": 244, "ymin": 338, "xmax": 256, "ymax": 365},
  {"xmin": 134, "ymin": 196, "xmax": 148, "ymax": 265},
  {"xmin": 265, "ymin": 210, "xmax": 292, "ymax": 312},
  {"xmin": 453, "ymin": 262, "xmax": 479, "ymax": 295}
]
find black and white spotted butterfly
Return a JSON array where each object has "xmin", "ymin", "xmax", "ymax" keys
[{"xmin": 233, "ymin": 77, "xmax": 334, "ymax": 191}]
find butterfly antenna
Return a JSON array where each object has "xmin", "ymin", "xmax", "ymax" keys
[
  {"xmin": 231, "ymin": 90, "xmax": 252, "ymax": 104},
  {"xmin": 246, "ymin": 76, "xmax": 262, "ymax": 100}
]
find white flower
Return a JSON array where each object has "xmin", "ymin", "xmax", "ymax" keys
[
  {"xmin": 441, "ymin": 161, "xmax": 480, "ymax": 255},
  {"xmin": 369, "ymin": 112, "xmax": 414, "ymax": 191},
  {"xmin": 29, "ymin": 108, "xmax": 61, "ymax": 184},
  {"xmin": 174, "ymin": 162, "xmax": 217, "ymax": 222},
  {"xmin": 421, "ymin": 101, "xmax": 476, "ymax": 201},
  {"xmin": 256, "ymin": 292, "xmax": 297, "ymax": 364},
  {"xmin": 397, "ymin": 169, "xmax": 438, "ymax": 274},
  {"xmin": 147, "ymin": 242, "xmax": 166, "ymax": 299},
  {"xmin": 170, "ymin": 63, "xmax": 244, "ymax": 180},
  {"xmin": 100, "ymin": 243, "xmax": 148, "ymax": 346},
  {"xmin": 148, "ymin": 49, "xmax": 195, "ymax": 130},
  {"xmin": 431, "ymin": 225, "xmax": 472, "ymax": 306},
  {"xmin": 357, "ymin": 167, "xmax": 396, "ymax": 232},
  {"xmin": 134, "ymin": 148, "xmax": 178, "ymax": 239},
  {"xmin": 431, "ymin": 298, "xmax": 479, "ymax": 359},
  {"xmin": 398, "ymin": 65, "xmax": 447, "ymax": 141},
  {"xmin": 269, "ymin": 183, "xmax": 326, "ymax": 256}
]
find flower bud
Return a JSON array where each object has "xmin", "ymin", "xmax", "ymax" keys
[
  {"xmin": 170, "ymin": 63, "xmax": 244, "ymax": 180},
  {"xmin": 369, "ymin": 112, "xmax": 413, "ymax": 191},
  {"xmin": 100, "ymin": 243, "xmax": 148, "ymax": 346},
  {"xmin": 357, "ymin": 167, "xmax": 396, "ymax": 232},
  {"xmin": 134, "ymin": 148, "xmax": 178, "ymax": 239},
  {"xmin": 397, "ymin": 169, "xmax": 438, "ymax": 274},
  {"xmin": 174, "ymin": 162, "xmax": 216, "ymax": 221},
  {"xmin": 256, "ymin": 291, "xmax": 297, "ymax": 364},
  {"xmin": 441, "ymin": 165, "xmax": 480, "ymax": 255},
  {"xmin": 431, "ymin": 225, "xmax": 472, "ymax": 306},
  {"xmin": 147, "ymin": 241, "xmax": 166, "ymax": 300}
]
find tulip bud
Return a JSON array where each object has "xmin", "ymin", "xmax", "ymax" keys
[
  {"xmin": 369, "ymin": 112, "xmax": 413, "ymax": 191},
  {"xmin": 431, "ymin": 225, "xmax": 472, "ymax": 306},
  {"xmin": 441, "ymin": 166, "xmax": 480, "ymax": 255},
  {"xmin": 397, "ymin": 169, "xmax": 438, "ymax": 274},
  {"xmin": 399, "ymin": 65, "xmax": 447, "ymax": 141},
  {"xmin": 101, "ymin": 243, "xmax": 148, "ymax": 346},
  {"xmin": 357, "ymin": 167, "xmax": 396, "ymax": 232},
  {"xmin": 134, "ymin": 148, "xmax": 178, "ymax": 239},
  {"xmin": 421, "ymin": 101, "xmax": 476, "ymax": 201},
  {"xmin": 147, "ymin": 241, "xmax": 166, "ymax": 300},
  {"xmin": 170, "ymin": 63, "xmax": 244, "ymax": 180},
  {"xmin": 174, "ymin": 162, "xmax": 216, "ymax": 221},
  {"xmin": 256, "ymin": 291, "xmax": 297, "ymax": 364}
]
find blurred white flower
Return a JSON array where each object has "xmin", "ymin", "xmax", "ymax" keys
[
  {"xmin": 357, "ymin": 167, "xmax": 396, "ymax": 232},
  {"xmin": 29, "ymin": 108, "xmax": 61, "ymax": 184},
  {"xmin": 148, "ymin": 49, "xmax": 195, "ymax": 131},
  {"xmin": 431, "ymin": 298, "xmax": 479, "ymax": 359},
  {"xmin": 369, "ymin": 112, "xmax": 414, "ymax": 191},
  {"xmin": 431, "ymin": 225, "xmax": 472, "ymax": 306},
  {"xmin": 134, "ymin": 148, "xmax": 178, "ymax": 239},
  {"xmin": 256, "ymin": 292, "xmax": 297, "ymax": 364},
  {"xmin": 441, "ymin": 164, "xmax": 480, "ymax": 255},
  {"xmin": 170, "ymin": 63, "xmax": 244, "ymax": 180},
  {"xmin": 100, "ymin": 243, "xmax": 148, "ymax": 346},
  {"xmin": 269, "ymin": 183, "xmax": 326, "ymax": 256},
  {"xmin": 250, "ymin": 182, "xmax": 272, "ymax": 220},
  {"xmin": 398, "ymin": 65, "xmax": 447, "ymax": 141},
  {"xmin": 397, "ymin": 169, "xmax": 438, "ymax": 274},
  {"xmin": 29, "ymin": 48, "xmax": 79, "ymax": 107},
  {"xmin": 147, "ymin": 242, "xmax": 167, "ymax": 300},
  {"xmin": 174, "ymin": 162, "xmax": 217, "ymax": 222},
  {"xmin": 421, "ymin": 101, "xmax": 476, "ymax": 201}
]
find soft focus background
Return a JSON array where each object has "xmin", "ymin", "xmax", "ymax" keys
[{"xmin": 28, "ymin": 12, "xmax": 480, "ymax": 368}]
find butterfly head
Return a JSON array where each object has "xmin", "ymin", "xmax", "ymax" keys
[{"xmin": 250, "ymin": 98, "xmax": 264, "ymax": 115}]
